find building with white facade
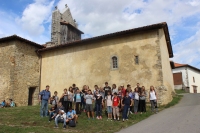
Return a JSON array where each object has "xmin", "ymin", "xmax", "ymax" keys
[{"xmin": 172, "ymin": 63, "xmax": 200, "ymax": 93}]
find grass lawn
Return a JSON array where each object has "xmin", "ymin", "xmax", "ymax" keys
[
  {"xmin": 175, "ymin": 89, "xmax": 187, "ymax": 94},
  {"xmin": 0, "ymin": 95, "xmax": 183, "ymax": 133}
]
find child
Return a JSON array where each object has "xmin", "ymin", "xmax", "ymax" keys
[
  {"xmin": 74, "ymin": 89, "xmax": 82, "ymax": 115},
  {"xmin": 112, "ymin": 92, "xmax": 120, "ymax": 121},
  {"xmin": 51, "ymin": 91, "xmax": 59, "ymax": 108},
  {"xmin": 95, "ymin": 91, "xmax": 103, "ymax": 119},
  {"xmin": 49, "ymin": 105, "xmax": 56, "ymax": 122},
  {"xmin": 84, "ymin": 90, "xmax": 94, "ymax": 119},
  {"xmin": 61, "ymin": 89, "xmax": 68, "ymax": 112},
  {"xmin": 105, "ymin": 91, "xmax": 113, "ymax": 121},
  {"xmin": 0, "ymin": 100, "xmax": 6, "ymax": 108},
  {"xmin": 9, "ymin": 99, "xmax": 15, "ymax": 107},
  {"xmin": 54, "ymin": 110, "xmax": 66, "ymax": 129},
  {"xmin": 122, "ymin": 92, "xmax": 133, "ymax": 122}
]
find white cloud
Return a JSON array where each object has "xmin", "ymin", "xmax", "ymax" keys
[
  {"xmin": 173, "ymin": 28, "xmax": 200, "ymax": 68},
  {"xmin": 56, "ymin": 0, "xmax": 200, "ymax": 38},
  {"xmin": 16, "ymin": 0, "xmax": 54, "ymax": 36}
]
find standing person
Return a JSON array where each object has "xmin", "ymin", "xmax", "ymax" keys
[
  {"xmin": 74, "ymin": 89, "xmax": 82, "ymax": 115},
  {"xmin": 51, "ymin": 91, "xmax": 59, "ymax": 109},
  {"xmin": 85, "ymin": 90, "xmax": 94, "ymax": 119},
  {"xmin": 103, "ymin": 82, "xmax": 111, "ymax": 99},
  {"xmin": 95, "ymin": 91, "xmax": 103, "ymax": 119},
  {"xmin": 67, "ymin": 87, "xmax": 74, "ymax": 110},
  {"xmin": 112, "ymin": 92, "xmax": 120, "ymax": 121},
  {"xmin": 39, "ymin": 85, "xmax": 51, "ymax": 117},
  {"xmin": 122, "ymin": 92, "xmax": 133, "ymax": 122},
  {"xmin": 149, "ymin": 86, "xmax": 158, "ymax": 113},
  {"xmin": 135, "ymin": 83, "xmax": 142, "ymax": 112},
  {"xmin": 105, "ymin": 91, "xmax": 113, "ymax": 121},
  {"xmin": 81, "ymin": 85, "xmax": 87, "ymax": 112},
  {"xmin": 139, "ymin": 86, "xmax": 147, "ymax": 114},
  {"xmin": 93, "ymin": 85, "xmax": 99, "ymax": 96},
  {"xmin": 99, "ymin": 87, "xmax": 105, "ymax": 110},
  {"xmin": 112, "ymin": 84, "xmax": 118, "ymax": 94},
  {"xmin": 61, "ymin": 89, "xmax": 68, "ymax": 112},
  {"xmin": 128, "ymin": 87, "xmax": 134, "ymax": 114},
  {"xmin": 121, "ymin": 85, "xmax": 126, "ymax": 97},
  {"xmin": 133, "ymin": 87, "xmax": 139, "ymax": 114},
  {"xmin": 72, "ymin": 84, "xmax": 78, "ymax": 94}
]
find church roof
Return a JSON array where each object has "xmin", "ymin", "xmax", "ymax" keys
[
  {"xmin": 38, "ymin": 22, "xmax": 173, "ymax": 58},
  {"xmin": 0, "ymin": 35, "xmax": 45, "ymax": 48},
  {"xmin": 60, "ymin": 21, "xmax": 84, "ymax": 34},
  {"xmin": 174, "ymin": 62, "xmax": 200, "ymax": 72}
]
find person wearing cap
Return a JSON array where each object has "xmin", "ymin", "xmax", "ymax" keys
[
  {"xmin": 39, "ymin": 85, "xmax": 51, "ymax": 117},
  {"xmin": 54, "ymin": 110, "xmax": 67, "ymax": 129}
]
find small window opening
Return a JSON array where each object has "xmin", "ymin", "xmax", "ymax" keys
[
  {"xmin": 135, "ymin": 56, "xmax": 139, "ymax": 64},
  {"xmin": 193, "ymin": 77, "xmax": 195, "ymax": 83},
  {"xmin": 112, "ymin": 56, "xmax": 118, "ymax": 69}
]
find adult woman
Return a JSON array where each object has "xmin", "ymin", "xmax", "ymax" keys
[
  {"xmin": 61, "ymin": 89, "xmax": 68, "ymax": 112},
  {"xmin": 112, "ymin": 84, "xmax": 118, "ymax": 95},
  {"xmin": 133, "ymin": 87, "xmax": 139, "ymax": 114},
  {"xmin": 149, "ymin": 86, "xmax": 158, "ymax": 113},
  {"xmin": 139, "ymin": 86, "xmax": 146, "ymax": 114},
  {"xmin": 67, "ymin": 87, "xmax": 74, "ymax": 110}
]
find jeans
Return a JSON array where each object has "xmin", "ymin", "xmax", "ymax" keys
[
  {"xmin": 134, "ymin": 99, "xmax": 139, "ymax": 113},
  {"xmin": 150, "ymin": 100, "xmax": 158, "ymax": 112},
  {"xmin": 96, "ymin": 104, "xmax": 102, "ymax": 116},
  {"xmin": 76, "ymin": 102, "xmax": 81, "ymax": 114},
  {"xmin": 55, "ymin": 117, "xmax": 66, "ymax": 126},
  {"xmin": 40, "ymin": 100, "xmax": 48, "ymax": 117},
  {"xmin": 49, "ymin": 112, "xmax": 55, "ymax": 121},
  {"xmin": 123, "ymin": 105, "xmax": 130, "ymax": 119}
]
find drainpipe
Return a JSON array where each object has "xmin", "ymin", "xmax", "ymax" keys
[{"xmin": 185, "ymin": 66, "xmax": 189, "ymax": 91}]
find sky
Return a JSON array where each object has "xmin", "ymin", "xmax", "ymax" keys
[{"xmin": 0, "ymin": 0, "xmax": 200, "ymax": 68}]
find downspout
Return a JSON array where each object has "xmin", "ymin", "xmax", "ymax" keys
[{"xmin": 185, "ymin": 66, "xmax": 189, "ymax": 92}]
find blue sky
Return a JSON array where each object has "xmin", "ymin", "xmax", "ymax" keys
[{"xmin": 0, "ymin": 0, "xmax": 200, "ymax": 68}]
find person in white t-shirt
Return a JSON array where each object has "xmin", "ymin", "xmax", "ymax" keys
[
  {"xmin": 134, "ymin": 87, "xmax": 139, "ymax": 114},
  {"xmin": 105, "ymin": 91, "xmax": 113, "ymax": 121},
  {"xmin": 149, "ymin": 86, "xmax": 158, "ymax": 113}
]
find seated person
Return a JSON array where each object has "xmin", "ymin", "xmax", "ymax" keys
[
  {"xmin": 9, "ymin": 99, "xmax": 15, "ymax": 107},
  {"xmin": 54, "ymin": 110, "xmax": 66, "ymax": 129},
  {"xmin": 49, "ymin": 105, "xmax": 56, "ymax": 121},
  {"xmin": 0, "ymin": 100, "xmax": 6, "ymax": 108},
  {"xmin": 66, "ymin": 108, "xmax": 78, "ymax": 124},
  {"xmin": 55, "ymin": 102, "xmax": 65, "ymax": 114}
]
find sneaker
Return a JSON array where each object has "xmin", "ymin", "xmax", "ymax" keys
[
  {"xmin": 99, "ymin": 116, "xmax": 102, "ymax": 119},
  {"xmin": 63, "ymin": 125, "xmax": 66, "ymax": 129},
  {"xmin": 126, "ymin": 119, "xmax": 129, "ymax": 121},
  {"xmin": 96, "ymin": 116, "xmax": 99, "ymax": 119},
  {"xmin": 54, "ymin": 126, "xmax": 58, "ymax": 128},
  {"xmin": 107, "ymin": 119, "xmax": 109, "ymax": 121},
  {"xmin": 117, "ymin": 118, "xmax": 120, "ymax": 121},
  {"xmin": 111, "ymin": 119, "xmax": 112, "ymax": 121},
  {"xmin": 122, "ymin": 119, "xmax": 125, "ymax": 122}
]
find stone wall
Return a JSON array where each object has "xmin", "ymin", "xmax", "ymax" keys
[
  {"xmin": 40, "ymin": 29, "xmax": 173, "ymax": 104},
  {"xmin": 0, "ymin": 40, "xmax": 41, "ymax": 106},
  {"xmin": 0, "ymin": 41, "xmax": 16, "ymax": 102}
]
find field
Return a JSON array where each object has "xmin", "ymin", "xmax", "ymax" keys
[{"xmin": 0, "ymin": 95, "xmax": 182, "ymax": 133}]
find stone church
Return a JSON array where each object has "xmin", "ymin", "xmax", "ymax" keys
[{"xmin": 0, "ymin": 5, "xmax": 175, "ymax": 106}]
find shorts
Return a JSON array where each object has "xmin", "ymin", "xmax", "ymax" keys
[
  {"xmin": 107, "ymin": 106, "xmax": 112, "ymax": 113},
  {"xmin": 86, "ymin": 104, "xmax": 93, "ymax": 112}
]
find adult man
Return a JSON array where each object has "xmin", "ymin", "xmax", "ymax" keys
[
  {"xmin": 103, "ymin": 82, "xmax": 111, "ymax": 98},
  {"xmin": 135, "ymin": 83, "xmax": 142, "ymax": 93},
  {"xmin": 54, "ymin": 110, "xmax": 67, "ymax": 129},
  {"xmin": 39, "ymin": 85, "xmax": 51, "ymax": 117}
]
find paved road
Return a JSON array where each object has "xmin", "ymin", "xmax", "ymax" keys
[{"xmin": 117, "ymin": 93, "xmax": 200, "ymax": 133}]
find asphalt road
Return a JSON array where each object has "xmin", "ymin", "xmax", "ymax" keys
[{"xmin": 117, "ymin": 93, "xmax": 200, "ymax": 133}]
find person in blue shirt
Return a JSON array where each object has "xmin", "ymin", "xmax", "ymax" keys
[
  {"xmin": 122, "ymin": 92, "xmax": 133, "ymax": 122},
  {"xmin": 66, "ymin": 108, "xmax": 78, "ymax": 123},
  {"xmin": 39, "ymin": 85, "xmax": 51, "ymax": 117},
  {"xmin": 0, "ymin": 100, "xmax": 6, "ymax": 108}
]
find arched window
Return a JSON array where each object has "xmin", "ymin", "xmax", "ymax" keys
[{"xmin": 112, "ymin": 56, "xmax": 118, "ymax": 69}]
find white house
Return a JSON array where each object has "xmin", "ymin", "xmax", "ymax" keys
[{"xmin": 172, "ymin": 63, "xmax": 200, "ymax": 93}]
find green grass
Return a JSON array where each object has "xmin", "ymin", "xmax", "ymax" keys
[
  {"xmin": 0, "ymin": 95, "xmax": 183, "ymax": 133},
  {"xmin": 175, "ymin": 89, "xmax": 187, "ymax": 94}
]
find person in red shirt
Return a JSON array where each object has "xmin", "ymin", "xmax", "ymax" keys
[{"xmin": 112, "ymin": 92, "xmax": 120, "ymax": 121}]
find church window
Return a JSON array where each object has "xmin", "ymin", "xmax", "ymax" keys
[
  {"xmin": 112, "ymin": 56, "xmax": 118, "ymax": 69},
  {"xmin": 193, "ymin": 77, "xmax": 195, "ymax": 83},
  {"xmin": 135, "ymin": 56, "xmax": 139, "ymax": 64}
]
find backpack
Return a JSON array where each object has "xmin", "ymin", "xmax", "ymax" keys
[{"xmin": 69, "ymin": 120, "xmax": 76, "ymax": 127}]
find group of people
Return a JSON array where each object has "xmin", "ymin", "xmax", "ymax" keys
[
  {"xmin": 0, "ymin": 99, "xmax": 15, "ymax": 108},
  {"xmin": 39, "ymin": 82, "xmax": 158, "ymax": 129}
]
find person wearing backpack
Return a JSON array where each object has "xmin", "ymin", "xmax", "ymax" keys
[
  {"xmin": 105, "ymin": 91, "xmax": 113, "ymax": 121},
  {"xmin": 39, "ymin": 85, "xmax": 51, "ymax": 117},
  {"xmin": 112, "ymin": 92, "xmax": 120, "ymax": 121},
  {"xmin": 122, "ymin": 92, "xmax": 133, "ymax": 122}
]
